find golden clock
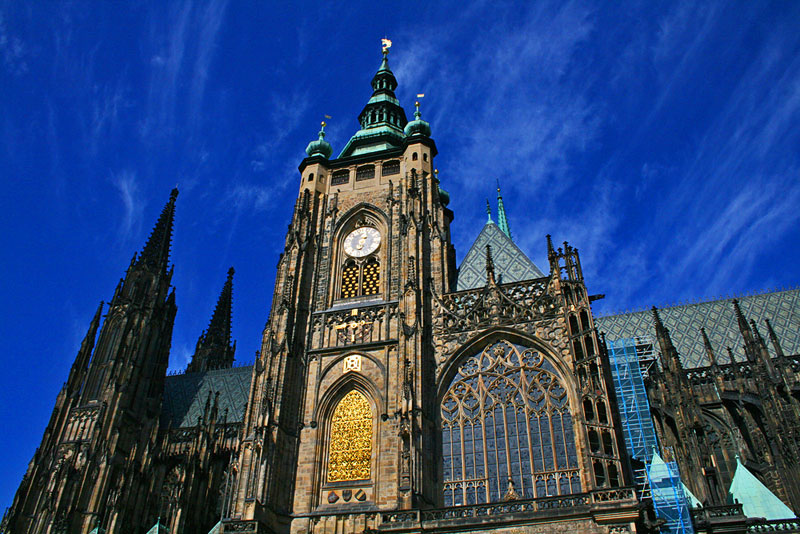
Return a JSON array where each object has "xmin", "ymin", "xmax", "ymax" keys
[{"xmin": 343, "ymin": 227, "xmax": 380, "ymax": 258}]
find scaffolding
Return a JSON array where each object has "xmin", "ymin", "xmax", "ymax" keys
[
  {"xmin": 607, "ymin": 338, "xmax": 658, "ymax": 461},
  {"xmin": 607, "ymin": 337, "xmax": 694, "ymax": 534}
]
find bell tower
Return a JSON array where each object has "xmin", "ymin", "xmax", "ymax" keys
[{"xmin": 226, "ymin": 43, "xmax": 456, "ymax": 533}]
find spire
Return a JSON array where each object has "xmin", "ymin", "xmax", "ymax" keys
[
  {"xmin": 496, "ymin": 181, "xmax": 512, "ymax": 240},
  {"xmin": 701, "ymin": 327, "xmax": 718, "ymax": 367},
  {"xmin": 750, "ymin": 319, "xmax": 779, "ymax": 382},
  {"xmin": 764, "ymin": 319, "xmax": 785, "ymax": 358},
  {"xmin": 546, "ymin": 234, "xmax": 555, "ymax": 258},
  {"xmin": 338, "ymin": 41, "xmax": 408, "ymax": 158},
  {"xmin": 485, "ymin": 244, "xmax": 496, "ymax": 285},
  {"xmin": 486, "ymin": 199, "xmax": 493, "ymax": 222},
  {"xmin": 726, "ymin": 347, "xmax": 736, "ymax": 365},
  {"xmin": 652, "ymin": 306, "xmax": 682, "ymax": 371},
  {"xmin": 136, "ymin": 188, "xmax": 178, "ymax": 274},
  {"xmin": 66, "ymin": 301, "xmax": 104, "ymax": 394},
  {"xmin": 187, "ymin": 267, "xmax": 236, "ymax": 373},
  {"xmin": 732, "ymin": 299, "xmax": 757, "ymax": 362}
]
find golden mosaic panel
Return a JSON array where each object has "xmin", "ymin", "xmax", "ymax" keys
[
  {"xmin": 361, "ymin": 259, "xmax": 380, "ymax": 296},
  {"xmin": 327, "ymin": 390, "xmax": 372, "ymax": 482},
  {"xmin": 341, "ymin": 263, "xmax": 359, "ymax": 299}
]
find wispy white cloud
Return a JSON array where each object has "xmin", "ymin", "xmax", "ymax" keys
[
  {"xmin": 250, "ymin": 91, "xmax": 311, "ymax": 173},
  {"xmin": 111, "ymin": 170, "xmax": 143, "ymax": 242},
  {"xmin": 226, "ymin": 183, "xmax": 273, "ymax": 213},
  {"xmin": 0, "ymin": 10, "xmax": 28, "ymax": 76},
  {"xmin": 140, "ymin": 0, "xmax": 228, "ymax": 142}
]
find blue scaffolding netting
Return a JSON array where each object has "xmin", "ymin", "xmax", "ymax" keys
[{"xmin": 607, "ymin": 338, "xmax": 694, "ymax": 534}]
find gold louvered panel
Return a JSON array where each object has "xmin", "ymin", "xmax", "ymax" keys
[
  {"xmin": 361, "ymin": 259, "xmax": 380, "ymax": 296},
  {"xmin": 341, "ymin": 263, "xmax": 359, "ymax": 299},
  {"xmin": 327, "ymin": 390, "xmax": 373, "ymax": 482}
]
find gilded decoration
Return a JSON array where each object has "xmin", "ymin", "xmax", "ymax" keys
[{"xmin": 328, "ymin": 390, "xmax": 373, "ymax": 482}]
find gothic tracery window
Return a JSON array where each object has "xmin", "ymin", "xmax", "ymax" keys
[
  {"xmin": 328, "ymin": 390, "xmax": 373, "ymax": 482},
  {"xmin": 441, "ymin": 340, "xmax": 581, "ymax": 506}
]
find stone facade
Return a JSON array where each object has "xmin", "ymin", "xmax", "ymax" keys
[{"xmin": 3, "ymin": 50, "xmax": 799, "ymax": 534}]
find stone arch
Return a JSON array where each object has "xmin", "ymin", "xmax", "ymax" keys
[
  {"xmin": 436, "ymin": 328, "xmax": 584, "ymax": 505},
  {"xmin": 312, "ymin": 373, "xmax": 382, "ymax": 507},
  {"xmin": 330, "ymin": 204, "xmax": 389, "ymax": 304},
  {"xmin": 437, "ymin": 327, "xmax": 579, "ymax": 401}
]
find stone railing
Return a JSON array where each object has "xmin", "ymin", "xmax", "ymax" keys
[
  {"xmin": 748, "ymin": 519, "xmax": 800, "ymax": 533},
  {"xmin": 311, "ymin": 301, "xmax": 398, "ymax": 350},
  {"xmin": 434, "ymin": 279, "xmax": 555, "ymax": 335},
  {"xmin": 382, "ymin": 488, "xmax": 636, "ymax": 526}
]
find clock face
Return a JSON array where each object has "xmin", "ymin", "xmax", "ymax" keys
[{"xmin": 344, "ymin": 226, "xmax": 381, "ymax": 258}]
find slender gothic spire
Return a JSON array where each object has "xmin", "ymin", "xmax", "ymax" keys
[
  {"xmin": 701, "ymin": 327, "xmax": 718, "ymax": 367},
  {"xmin": 652, "ymin": 306, "xmax": 682, "ymax": 371},
  {"xmin": 66, "ymin": 301, "xmax": 104, "ymax": 395},
  {"xmin": 486, "ymin": 199, "xmax": 493, "ymax": 223},
  {"xmin": 732, "ymin": 299, "xmax": 757, "ymax": 362},
  {"xmin": 496, "ymin": 181, "xmax": 512, "ymax": 240},
  {"xmin": 136, "ymin": 188, "xmax": 179, "ymax": 273},
  {"xmin": 485, "ymin": 245, "xmax": 496, "ymax": 285},
  {"xmin": 764, "ymin": 319, "xmax": 785, "ymax": 358},
  {"xmin": 187, "ymin": 267, "xmax": 236, "ymax": 372}
]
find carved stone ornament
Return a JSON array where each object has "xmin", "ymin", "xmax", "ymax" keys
[
  {"xmin": 432, "ymin": 279, "xmax": 559, "ymax": 375},
  {"xmin": 343, "ymin": 354, "xmax": 362, "ymax": 374}
]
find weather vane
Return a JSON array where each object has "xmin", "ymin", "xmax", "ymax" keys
[{"xmin": 381, "ymin": 38, "xmax": 392, "ymax": 55}]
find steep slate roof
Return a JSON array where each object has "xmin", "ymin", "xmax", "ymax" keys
[
  {"xmin": 162, "ymin": 366, "xmax": 252, "ymax": 428},
  {"xmin": 729, "ymin": 458, "xmax": 797, "ymax": 520},
  {"xmin": 596, "ymin": 289, "xmax": 800, "ymax": 369},
  {"xmin": 456, "ymin": 222, "xmax": 545, "ymax": 291}
]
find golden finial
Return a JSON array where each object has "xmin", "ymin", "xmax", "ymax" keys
[{"xmin": 381, "ymin": 38, "xmax": 392, "ymax": 54}]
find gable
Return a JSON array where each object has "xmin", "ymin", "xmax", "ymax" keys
[{"xmin": 456, "ymin": 222, "xmax": 545, "ymax": 291}]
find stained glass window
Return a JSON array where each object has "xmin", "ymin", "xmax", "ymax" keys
[
  {"xmin": 328, "ymin": 390, "xmax": 372, "ymax": 482},
  {"xmin": 441, "ymin": 340, "xmax": 581, "ymax": 506}
]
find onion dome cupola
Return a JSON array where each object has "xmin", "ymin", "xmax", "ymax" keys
[
  {"xmin": 434, "ymin": 169, "xmax": 450, "ymax": 207},
  {"xmin": 305, "ymin": 121, "xmax": 333, "ymax": 159},
  {"xmin": 338, "ymin": 44, "xmax": 409, "ymax": 158},
  {"xmin": 404, "ymin": 100, "xmax": 431, "ymax": 138}
]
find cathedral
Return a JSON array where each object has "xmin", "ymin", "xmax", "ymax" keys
[{"xmin": 3, "ymin": 46, "xmax": 799, "ymax": 534}]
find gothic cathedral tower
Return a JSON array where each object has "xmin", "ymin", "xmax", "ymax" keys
[
  {"xmin": 225, "ymin": 45, "xmax": 637, "ymax": 534},
  {"xmin": 228, "ymin": 46, "xmax": 456, "ymax": 533}
]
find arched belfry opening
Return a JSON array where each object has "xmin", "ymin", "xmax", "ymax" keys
[
  {"xmin": 333, "ymin": 209, "xmax": 386, "ymax": 302},
  {"xmin": 440, "ymin": 339, "xmax": 581, "ymax": 506}
]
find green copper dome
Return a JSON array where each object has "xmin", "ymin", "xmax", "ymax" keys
[
  {"xmin": 404, "ymin": 101, "xmax": 431, "ymax": 138},
  {"xmin": 438, "ymin": 185, "xmax": 450, "ymax": 207},
  {"xmin": 305, "ymin": 122, "xmax": 333, "ymax": 159}
]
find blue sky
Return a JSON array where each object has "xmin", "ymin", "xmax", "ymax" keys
[{"xmin": 2, "ymin": 0, "xmax": 799, "ymax": 509}]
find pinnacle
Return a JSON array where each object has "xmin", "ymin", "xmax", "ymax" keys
[
  {"xmin": 496, "ymin": 181, "xmax": 511, "ymax": 240},
  {"xmin": 188, "ymin": 267, "xmax": 236, "ymax": 372},
  {"xmin": 204, "ymin": 267, "xmax": 235, "ymax": 349},
  {"xmin": 136, "ymin": 188, "xmax": 179, "ymax": 274}
]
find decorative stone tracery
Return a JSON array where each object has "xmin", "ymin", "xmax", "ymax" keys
[
  {"xmin": 441, "ymin": 340, "xmax": 580, "ymax": 506},
  {"xmin": 328, "ymin": 390, "xmax": 373, "ymax": 482}
]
